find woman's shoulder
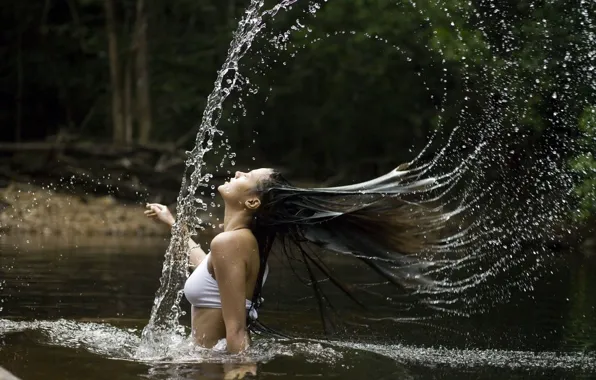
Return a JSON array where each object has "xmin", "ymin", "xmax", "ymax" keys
[{"xmin": 210, "ymin": 229, "xmax": 258, "ymax": 254}]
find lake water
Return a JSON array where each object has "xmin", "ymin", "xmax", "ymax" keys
[{"xmin": 0, "ymin": 235, "xmax": 594, "ymax": 379}]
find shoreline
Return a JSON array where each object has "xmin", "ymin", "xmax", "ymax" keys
[
  {"xmin": 0, "ymin": 182, "xmax": 221, "ymax": 237},
  {"xmin": 1, "ymin": 181, "xmax": 593, "ymax": 259}
]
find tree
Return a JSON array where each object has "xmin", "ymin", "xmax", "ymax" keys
[
  {"xmin": 135, "ymin": 0, "xmax": 152, "ymax": 144},
  {"xmin": 103, "ymin": 0, "xmax": 153, "ymax": 144},
  {"xmin": 570, "ymin": 107, "xmax": 596, "ymax": 221},
  {"xmin": 104, "ymin": 0, "xmax": 125, "ymax": 143}
]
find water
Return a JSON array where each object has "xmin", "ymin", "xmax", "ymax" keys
[{"xmin": 0, "ymin": 237, "xmax": 594, "ymax": 379}]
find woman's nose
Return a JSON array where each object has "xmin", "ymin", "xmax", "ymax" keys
[{"xmin": 235, "ymin": 171, "xmax": 241, "ymax": 178}]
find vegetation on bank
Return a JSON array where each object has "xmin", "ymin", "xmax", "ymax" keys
[{"xmin": 570, "ymin": 107, "xmax": 596, "ymax": 222}]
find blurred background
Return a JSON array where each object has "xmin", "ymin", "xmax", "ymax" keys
[{"xmin": 0, "ymin": 0, "xmax": 594, "ymax": 240}]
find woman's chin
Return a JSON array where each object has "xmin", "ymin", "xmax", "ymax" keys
[{"xmin": 218, "ymin": 183, "xmax": 231, "ymax": 196}]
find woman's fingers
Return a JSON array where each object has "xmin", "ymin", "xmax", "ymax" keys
[
  {"xmin": 146, "ymin": 203, "xmax": 164, "ymax": 211},
  {"xmin": 144, "ymin": 203, "xmax": 173, "ymax": 226},
  {"xmin": 148, "ymin": 205, "xmax": 163, "ymax": 214},
  {"xmin": 144, "ymin": 207, "xmax": 158, "ymax": 217},
  {"xmin": 147, "ymin": 203, "xmax": 165, "ymax": 207}
]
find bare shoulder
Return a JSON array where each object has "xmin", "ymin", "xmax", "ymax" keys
[{"xmin": 210, "ymin": 229, "xmax": 257, "ymax": 261}]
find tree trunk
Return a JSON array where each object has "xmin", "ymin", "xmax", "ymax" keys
[
  {"xmin": 135, "ymin": 0, "xmax": 152, "ymax": 144},
  {"xmin": 104, "ymin": 0, "xmax": 124, "ymax": 143},
  {"xmin": 124, "ymin": 58, "xmax": 134, "ymax": 144},
  {"xmin": 15, "ymin": 7, "xmax": 23, "ymax": 142}
]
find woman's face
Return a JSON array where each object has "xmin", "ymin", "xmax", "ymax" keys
[{"xmin": 218, "ymin": 168, "xmax": 273, "ymax": 207}]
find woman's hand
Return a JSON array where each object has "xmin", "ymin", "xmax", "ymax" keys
[{"xmin": 144, "ymin": 203, "xmax": 176, "ymax": 227}]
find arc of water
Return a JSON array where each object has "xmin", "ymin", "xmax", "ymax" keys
[{"xmin": 135, "ymin": 0, "xmax": 302, "ymax": 359}]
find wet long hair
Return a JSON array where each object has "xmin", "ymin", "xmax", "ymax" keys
[{"xmin": 247, "ymin": 163, "xmax": 455, "ymax": 335}]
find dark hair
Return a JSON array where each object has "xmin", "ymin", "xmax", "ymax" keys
[{"xmin": 247, "ymin": 164, "xmax": 453, "ymax": 335}]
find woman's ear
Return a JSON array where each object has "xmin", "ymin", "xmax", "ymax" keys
[{"xmin": 245, "ymin": 197, "xmax": 261, "ymax": 210}]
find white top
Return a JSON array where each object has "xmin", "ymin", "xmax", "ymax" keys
[{"xmin": 183, "ymin": 253, "xmax": 269, "ymax": 320}]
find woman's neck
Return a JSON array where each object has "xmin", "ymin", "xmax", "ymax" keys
[{"xmin": 222, "ymin": 207, "xmax": 252, "ymax": 232}]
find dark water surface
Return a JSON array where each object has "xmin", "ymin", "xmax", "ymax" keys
[{"xmin": 0, "ymin": 235, "xmax": 594, "ymax": 380}]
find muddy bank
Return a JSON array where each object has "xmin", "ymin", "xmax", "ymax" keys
[{"xmin": 0, "ymin": 182, "xmax": 218, "ymax": 236}]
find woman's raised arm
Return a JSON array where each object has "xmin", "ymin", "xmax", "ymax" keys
[{"xmin": 145, "ymin": 203, "xmax": 207, "ymax": 268}]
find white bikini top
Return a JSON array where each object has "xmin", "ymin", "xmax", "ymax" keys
[{"xmin": 183, "ymin": 253, "xmax": 269, "ymax": 320}]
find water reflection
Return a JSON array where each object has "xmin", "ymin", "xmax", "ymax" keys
[
  {"xmin": 564, "ymin": 258, "xmax": 596, "ymax": 353},
  {"xmin": 0, "ymin": 235, "xmax": 168, "ymax": 321},
  {"xmin": 0, "ymin": 235, "xmax": 594, "ymax": 379}
]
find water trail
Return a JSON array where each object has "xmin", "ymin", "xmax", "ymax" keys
[
  {"xmin": 0, "ymin": 319, "xmax": 141, "ymax": 359},
  {"xmin": 388, "ymin": 0, "xmax": 595, "ymax": 316},
  {"xmin": 329, "ymin": 340, "xmax": 596, "ymax": 371},
  {"xmin": 136, "ymin": 0, "xmax": 300, "ymax": 359},
  {"xmin": 2, "ymin": 319, "xmax": 594, "ymax": 371}
]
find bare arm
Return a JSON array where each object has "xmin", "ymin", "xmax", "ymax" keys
[
  {"xmin": 145, "ymin": 203, "xmax": 207, "ymax": 268},
  {"xmin": 210, "ymin": 232, "xmax": 252, "ymax": 354},
  {"xmin": 184, "ymin": 225, "xmax": 207, "ymax": 270}
]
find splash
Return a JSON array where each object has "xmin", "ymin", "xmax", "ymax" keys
[
  {"xmin": 1, "ymin": 319, "xmax": 593, "ymax": 371},
  {"xmin": 232, "ymin": 0, "xmax": 596, "ymax": 318},
  {"xmin": 0, "ymin": 319, "xmax": 141, "ymax": 359},
  {"xmin": 137, "ymin": 0, "xmax": 596, "ymax": 357},
  {"xmin": 0, "ymin": 318, "xmax": 342, "ymax": 365},
  {"xmin": 136, "ymin": 0, "xmax": 300, "ymax": 359}
]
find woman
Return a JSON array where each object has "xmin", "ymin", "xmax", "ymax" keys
[{"xmin": 146, "ymin": 164, "xmax": 453, "ymax": 354}]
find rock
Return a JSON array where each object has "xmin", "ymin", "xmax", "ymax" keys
[{"xmin": 0, "ymin": 367, "xmax": 21, "ymax": 380}]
